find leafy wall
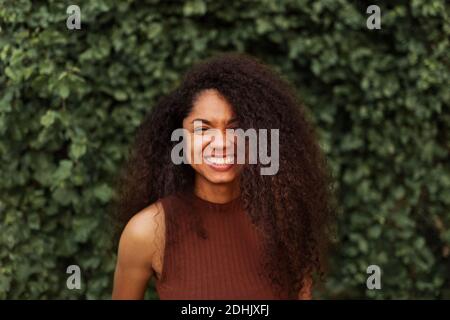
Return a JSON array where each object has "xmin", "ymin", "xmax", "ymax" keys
[{"xmin": 0, "ymin": 0, "xmax": 449, "ymax": 299}]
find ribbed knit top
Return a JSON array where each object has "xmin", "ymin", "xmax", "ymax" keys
[{"xmin": 155, "ymin": 190, "xmax": 288, "ymax": 300}]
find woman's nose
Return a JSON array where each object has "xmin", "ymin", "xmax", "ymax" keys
[{"xmin": 209, "ymin": 130, "xmax": 234, "ymax": 156}]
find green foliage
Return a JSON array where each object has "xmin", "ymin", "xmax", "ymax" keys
[{"xmin": 1, "ymin": 0, "xmax": 449, "ymax": 299}]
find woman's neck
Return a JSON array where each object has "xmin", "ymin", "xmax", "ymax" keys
[{"xmin": 193, "ymin": 176, "xmax": 240, "ymax": 204}]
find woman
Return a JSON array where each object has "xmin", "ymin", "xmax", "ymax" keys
[{"xmin": 112, "ymin": 53, "xmax": 335, "ymax": 300}]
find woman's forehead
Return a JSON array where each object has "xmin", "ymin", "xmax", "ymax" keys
[{"xmin": 186, "ymin": 89, "xmax": 236, "ymax": 124}]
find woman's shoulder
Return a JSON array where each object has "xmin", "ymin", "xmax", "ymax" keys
[
  {"xmin": 116, "ymin": 199, "xmax": 172, "ymax": 279},
  {"xmin": 121, "ymin": 192, "xmax": 184, "ymax": 235},
  {"xmin": 119, "ymin": 201, "xmax": 166, "ymax": 254},
  {"xmin": 127, "ymin": 201, "xmax": 165, "ymax": 230}
]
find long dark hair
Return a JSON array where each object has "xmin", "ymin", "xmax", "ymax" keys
[{"xmin": 116, "ymin": 52, "xmax": 336, "ymax": 298}]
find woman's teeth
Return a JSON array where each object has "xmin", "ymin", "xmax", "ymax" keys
[{"xmin": 205, "ymin": 156, "xmax": 234, "ymax": 165}]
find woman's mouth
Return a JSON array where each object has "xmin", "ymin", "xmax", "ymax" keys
[{"xmin": 204, "ymin": 156, "xmax": 235, "ymax": 171}]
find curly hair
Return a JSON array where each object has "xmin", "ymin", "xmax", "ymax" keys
[{"xmin": 116, "ymin": 52, "xmax": 336, "ymax": 299}]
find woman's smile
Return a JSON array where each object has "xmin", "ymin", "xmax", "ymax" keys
[{"xmin": 204, "ymin": 155, "xmax": 235, "ymax": 171}]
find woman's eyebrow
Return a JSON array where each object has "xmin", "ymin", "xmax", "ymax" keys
[
  {"xmin": 190, "ymin": 118, "xmax": 238, "ymax": 125},
  {"xmin": 191, "ymin": 118, "xmax": 211, "ymax": 125}
]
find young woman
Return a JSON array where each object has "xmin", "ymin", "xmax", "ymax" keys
[{"xmin": 112, "ymin": 53, "xmax": 335, "ymax": 300}]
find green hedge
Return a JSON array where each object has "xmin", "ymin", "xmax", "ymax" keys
[{"xmin": 1, "ymin": 0, "xmax": 449, "ymax": 299}]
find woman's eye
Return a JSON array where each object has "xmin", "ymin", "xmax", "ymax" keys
[{"xmin": 194, "ymin": 127, "xmax": 208, "ymax": 133}]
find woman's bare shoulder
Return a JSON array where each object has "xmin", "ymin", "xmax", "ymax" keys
[
  {"xmin": 118, "ymin": 201, "xmax": 166, "ymax": 266},
  {"xmin": 123, "ymin": 201, "xmax": 165, "ymax": 236}
]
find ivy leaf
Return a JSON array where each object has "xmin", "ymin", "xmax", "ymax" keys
[
  {"xmin": 93, "ymin": 184, "xmax": 113, "ymax": 203},
  {"xmin": 40, "ymin": 110, "xmax": 57, "ymax": 128}
]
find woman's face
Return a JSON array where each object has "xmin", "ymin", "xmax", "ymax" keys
[{"xmin": 182, "ymin": 89, "xmax": 242, "ymax": 185}]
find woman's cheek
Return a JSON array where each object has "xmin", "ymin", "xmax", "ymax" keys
[
  {"xmin": 182, "ymin": 133, "xmax": 193, "ymax": 164},
  {"xmin": 190, "ymin": 135, "xmax": 209, "ymax": 165}
]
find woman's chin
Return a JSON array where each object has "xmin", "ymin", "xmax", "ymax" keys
[
  {"xmin": 206, "ymin": 176, "xmax": 236, "ymax": 185},
  {"xmin": 202, "ymin": 171, "xmax": 239, "ymax": 185}
]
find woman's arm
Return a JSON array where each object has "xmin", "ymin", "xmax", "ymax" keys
[{"xmin": 112, "ymin": 203, "xmax": 164, "ymax": 299}]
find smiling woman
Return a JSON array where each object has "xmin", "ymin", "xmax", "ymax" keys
[
  {"xmin": 181, "ymin": 89, "xmax": 244, "ymax": 186},
  {"xmin": 112, "ymin": 52, "xmax": 336, "ymax": 300},
  {"xmin": 171, "ymin": 113, "xmax": 281, "ymax": 175}
]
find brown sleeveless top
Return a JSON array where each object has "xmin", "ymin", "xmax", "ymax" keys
[{"xmin": 155, "ymin": 191, "xmax": 289, "ymax": 299}]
